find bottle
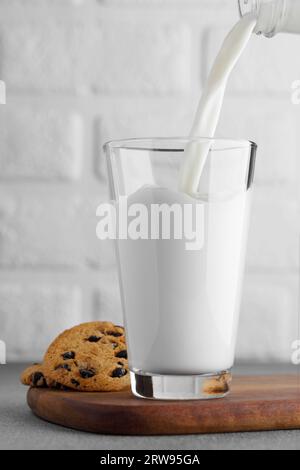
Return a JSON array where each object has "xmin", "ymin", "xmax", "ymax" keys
[{"xmin": 239, "ymin": 0, "xmax": 300, "ymax": 37}]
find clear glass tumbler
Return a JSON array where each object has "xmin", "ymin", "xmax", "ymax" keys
[{"xmin": 104, "ymin": 137, "xmax": 257, "ymax": 400}]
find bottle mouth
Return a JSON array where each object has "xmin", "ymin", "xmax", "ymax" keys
[
  {"xmin": 238, "ymin": 0, "xmax": 259, "ymax": 18},
  {"xmin": 238, "ymin": 0, "xmax": 286, "ymax": 37}
]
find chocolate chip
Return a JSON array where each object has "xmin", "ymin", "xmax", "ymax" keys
[
  {"xmin": 106, "ymin": 330, "xmax": 122, "ymax": 337},
  {"xmin": 53, "ymin": 382, "xmax": 70, "ymax": 391},
  {"xmin": 115, "ymin": 349, "xmax": 127, "ymax": 359},
  {"xmin": 87, "ymin": 336, "xmax": 101, "ymax": 343},
  {"xmin": 71, "ymin": 379, "xmax": 80, "ymax": 387},
  {"xmin": 111, "ymin": 342, "xmax": 118, "ymax": 349},
  {"xmin": 111, "ymin": 367, "xmax": 127, "ymax": 378},
  {"xmin": 55, "ymin": 364, "xmax": 71, "ymax": 372},
  {"xmin": 79, "ymin": 369, "xmax": 96, "ymax": 379},
  {"xmin": 62, "ymin": 351, "xmax": 75, "ymax": 360},
  {"xmin": 32, "ymin": 372, "xmax": 46, "ymax": 387}
]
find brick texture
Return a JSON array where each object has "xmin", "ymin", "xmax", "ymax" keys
[
  {"xmin": 0, "ymin": 20, "xmax": 88, "ymax": 92},
  {"xmin": 0, "ymin": 106, "xmax": 83, "ymax": 180},
  {"xmin": 0, "ymin": 194, "xmax": 82, "ymax": 268},
  {"xmin": 246, "ymin": 186, "xmax": 299, "ymax": 270},
  {"xmin": 93, "ymin": 270, "xmax": 122, "ymax": 324},
  {"xmin": 0, "ymin": 284, "xmax": 82, "ymax": 361},
  {"xmin": 93, "ymin": 23, "xmax": 191, "ymax": 94},
  {"xmin": 0, "ymin": 20, "xmax": 191, "ymax": 94},
  {"xmin": 217, "ymin": 98, "xmax": 299, "ymax": 184},
  {"xmin": 236, "ymin": 274, "xmax": 298, "ymax": 362}
]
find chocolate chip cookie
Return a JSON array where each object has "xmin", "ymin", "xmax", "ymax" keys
[
  {"xmin": 21, "ymin": 364, "xmax": 48, "ymax": 387},
  {"xmin": 21, "ymin": 321, "xmax": 130, "ymax": 392}
]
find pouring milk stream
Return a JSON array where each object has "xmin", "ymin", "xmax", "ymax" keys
[
  {"xmin": 180, "ymin": 0, "xmax": 300, "ymax": 194},
  {"xmin": 179, "ymin": 14, "xmax": 257, "ymax": 194}
]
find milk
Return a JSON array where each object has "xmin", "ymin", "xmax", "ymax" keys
[
  {"xmin": 117, "ymin": 186, "xmax": 251, "ymax": 374},
  {"xmin": 179, "ymin": 14, "xmax": 256, "ymax": 194}
]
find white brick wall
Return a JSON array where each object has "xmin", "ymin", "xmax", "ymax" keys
[
  {"xmin": 0, "ymin": 284, "xmax": 82, "ymax": 361},
  {"xmin": 0, "ymin": 107, "xmax": 83, "ymax": 179},
  {"xmin": 0, "ymin": 19, "xmax": 191, "ymax": 94},
  {"xmin": 0, "ymin": 0, "xmax": 298, "ymax": 363},
  {"xmin": 0, "ymin": 194, "xmax": 83, "ymax": 267},
  {"xmin": 217, "ymin": 97, "xmax": 300, "ymax": 184},
  {"xmin": 236, "ymin": 273, "xmax": 298, "ymax": 362},
  {"xmin": 247, "ymin": 186, "xmax": 300, "ymax": 270}
]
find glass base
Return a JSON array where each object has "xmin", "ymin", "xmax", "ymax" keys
[{"xmin": 130, "ymin": 369, "xmax": 232, "ymax": 400}]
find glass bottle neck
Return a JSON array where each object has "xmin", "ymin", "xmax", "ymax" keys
[{"xmin": 239, "ymin": 0, "xmax": 288, "ymax": 37}]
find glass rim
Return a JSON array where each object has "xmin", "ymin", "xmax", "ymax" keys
[{"xmin": 103, "ymin": 136, "xmax": 257, "ymax": 153}]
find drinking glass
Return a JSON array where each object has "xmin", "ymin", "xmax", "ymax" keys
[{"xmin": 104, "ymin": 137, "xmax": 257, "ymax": 400}]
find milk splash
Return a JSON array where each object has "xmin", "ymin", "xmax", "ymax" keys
[{"xmin": 179, "ymin": 14, "xmax": 257, "ymax": 195}]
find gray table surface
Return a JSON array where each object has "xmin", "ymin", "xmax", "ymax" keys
[{"xmin": 0, "ymin": 363, "xmax": 299, "ymax": 450}]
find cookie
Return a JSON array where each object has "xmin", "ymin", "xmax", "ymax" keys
[
  {"xmin": 43, "ymin": 321, "xmax": 129, "ymax": 392},
  {"xmin": 20, "ymin": 364, "xmax": 48, "ymax": 388}
]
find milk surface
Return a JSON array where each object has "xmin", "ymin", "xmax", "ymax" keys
[{"xmin": 117, "ymin": 186, "xmax": 251, "ymax": 374}]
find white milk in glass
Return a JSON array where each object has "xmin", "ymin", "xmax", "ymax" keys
[{"xmin": 117, "ymin": 186, "xmax": 251, "ymax": 374}]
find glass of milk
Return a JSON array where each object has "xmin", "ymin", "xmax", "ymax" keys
[{"xmin": 104, "ymin": 137, "xmax": 257, "ymax": 400}]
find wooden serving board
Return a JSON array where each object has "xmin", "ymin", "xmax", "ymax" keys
[{"xmin": 27, "ymin": 374, "xmax": 300, "ymax": 435}]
